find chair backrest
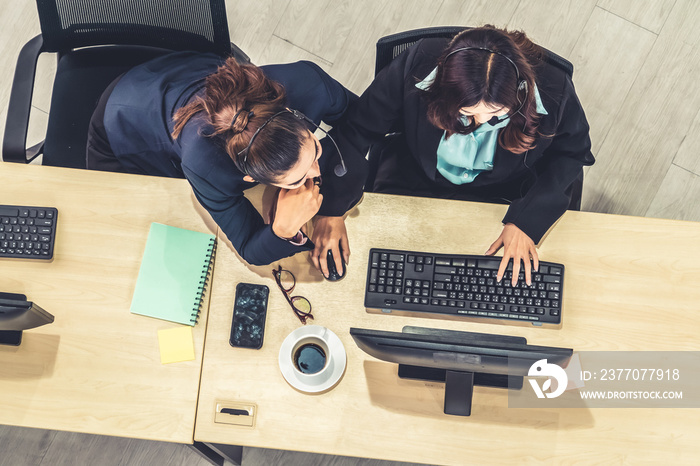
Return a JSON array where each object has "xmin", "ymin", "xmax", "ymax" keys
[
  {"xmin": 374, "ymin": 26, "xmax": 574, "ymax": 78},
  {"xmin": 375, "ymin": 27, "xmax": 465, "ymax": 76},
  {"xmin": 36, "ymin": 0, "xmax": 232, "ymax": 55}
]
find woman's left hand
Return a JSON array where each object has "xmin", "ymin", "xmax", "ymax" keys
[
  {"xmin": 485, "ymin": 223, "xmax": 539, "ymax": 286},
  {"xmin": 310, "ymin": 216, "xmax": 349, "ymax": 278}
]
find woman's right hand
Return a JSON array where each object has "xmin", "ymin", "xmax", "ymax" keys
[{"xmin": 271, "ymin": 178, "xmax": 323, "ymax": 239}]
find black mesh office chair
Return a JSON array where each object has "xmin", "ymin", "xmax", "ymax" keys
[
  {"xmin": 3, "ymin": 0, "xmax": 250, "ymax": 169},
  {"xmin": 367, "ymin": 26, "xmax": 583, "ymax": 210}
]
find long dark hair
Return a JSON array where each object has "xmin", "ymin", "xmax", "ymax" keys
[
  {"xmin": 424, "ymin": 25, "xmax": 543, "ymax": 154},
  {"xmin": 171, "ymin": 57, "xmax": 309, "ymax": 184}
]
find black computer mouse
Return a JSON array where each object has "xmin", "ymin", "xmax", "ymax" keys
[{"xmin": 325, "ymin": 249, "xmax": 346, "ymax": 281}]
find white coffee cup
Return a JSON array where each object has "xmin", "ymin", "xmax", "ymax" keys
[
  {"xmin": 279, "ymin": 325, "xmax": 346, "ymax": 393},
  {"xmin": 288, "ymin": 326, "xmax": 334, "ymax": 385}
]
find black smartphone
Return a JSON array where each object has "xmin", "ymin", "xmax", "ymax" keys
[{"xmin": 229, "ymin": 283, "xmax": 269, "ymax": 349}]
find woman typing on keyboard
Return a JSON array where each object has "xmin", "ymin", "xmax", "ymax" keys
[
  {"xmin": 86, "ymin": 53, "xmax": 366, "ymax": 273},
  {"xmin": 332, "ymin": 25, "xmax": 594, "ymax": 285}
]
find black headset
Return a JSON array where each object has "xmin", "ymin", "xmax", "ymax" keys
[
  {"xmin": 444, "ymin": 45, "xmax": 535, "ymax": 174},
  {"xmin": 237, "ymin": 108, "xmax": 347, "ymax": 177},
  {"xmin": 444, "ymin": 46, "xmax": 528, "ymax": 125}
]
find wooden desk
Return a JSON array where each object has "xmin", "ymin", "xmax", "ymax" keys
[
  {"xmin": 0, "ymin": 163, "xmax": 214, "ymax": 443},
  {"xmin": 195, "ymin": 189, "xmax": 700, "ymax": 464}
]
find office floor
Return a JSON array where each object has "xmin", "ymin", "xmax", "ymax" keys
[{"xmin": 1, "ymin": 0, "xmax": 699, "ymax": 465}]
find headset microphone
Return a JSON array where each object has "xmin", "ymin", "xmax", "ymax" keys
[
  {"xmin": 334, "ymin": 158, "xmax": 347, "ymax": 177},
  {"xmin": 329, "ymin": 136, "xmax": 347, "ymax": 177},
  {"xmin": 487, "ymin": 115, "xmax": 501, "ymax": 126}
]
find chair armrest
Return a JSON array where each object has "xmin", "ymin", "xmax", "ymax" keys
[
  {"xmin": 230, "ymin": 42, "xmax": 251, "ymax": 64},
  {"xmin": 3, "ymin": 35, "xmax": 45, "ymax": 163}
]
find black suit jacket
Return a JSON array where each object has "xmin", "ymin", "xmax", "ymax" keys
[
  {"xmin": 103, "ymin": 52, "xmax": 366, "ymax": 265},
  {"xmin": 334, "ymin": 38, "xmax": 594, "ymax": 243}
]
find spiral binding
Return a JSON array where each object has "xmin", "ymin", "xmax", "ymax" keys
[{"xmin": 190, "ymin": 237, "xmax": 217, "ymax": 324}]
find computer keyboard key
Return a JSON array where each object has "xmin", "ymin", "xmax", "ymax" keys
[
  {"xmin": 365, "ymin": 248, "xmax": 564, "ymax": 326},
  {"xmin": 477, "ymin": 259, "xmax": 500, "ymax": 269},
  {"xmin": 0, "ymin": 207, "xmax": 20, "ymax": 216},
  {"xmin": 435, "ymin": 265, "xmax": 456, "ymax": 274}
]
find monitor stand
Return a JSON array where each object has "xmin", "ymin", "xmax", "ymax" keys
[
  {"xmin": 0, "ymin": 330, "xmax": 22, "ymax": 346},
  {"xmin": 398, "ymin": 365, "xmax": 524, "ymax": 416}
]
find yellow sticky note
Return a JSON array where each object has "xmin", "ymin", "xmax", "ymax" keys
[{"xmin": 158, "ymin": 326, "xmax": 195, "ymax": 364}]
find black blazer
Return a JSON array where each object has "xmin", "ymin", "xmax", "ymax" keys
[
  {"xmin": 103, "ymin": 52, "xmax": 366, "ymax": 265},
  {"xmin": 334, "ymin": 38, "xmax": 594, "ymax": 243}
]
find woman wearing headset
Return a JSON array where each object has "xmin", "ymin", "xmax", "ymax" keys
[
  {"xmin": 333, "ymin": 25, "xmax": 594, "ymax": 285},
  {"xmin": 87, "ymin": 52, "xmax": 366, "ymax": 275}
]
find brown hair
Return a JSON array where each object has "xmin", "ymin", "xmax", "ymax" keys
[
  {"xmin": 424, "ymin": 25, "xmax": 544, "ymax": 154},
  {"xmin": 172, "ymin": 58, "xmax": 309, "ymax": 183}
]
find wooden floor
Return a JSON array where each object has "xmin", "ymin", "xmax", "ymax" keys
[{"xmin": 1, "ymin": 0, "xmax": 699, "ymax": 465}]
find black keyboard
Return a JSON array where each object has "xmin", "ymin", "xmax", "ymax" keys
[
  {"xmin": 365, "ymin": 248, "xmax": 564, "ymax": 326},
  {"xmin": 0, "ymin": 205, "xmax": 58, "ymax": 260}
]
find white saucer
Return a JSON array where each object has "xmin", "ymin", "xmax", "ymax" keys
[{"xmin": 278, "ymin": 325, "xmax": 346, "ymax": 393}]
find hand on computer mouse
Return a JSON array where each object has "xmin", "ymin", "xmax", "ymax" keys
[
  {"xmin": 324, "ymin": 249, "xmax": 346, "ymax": 281},
  {"xmin": 310, "ymin": 216, "xmax": 349, "ymax": 279}
]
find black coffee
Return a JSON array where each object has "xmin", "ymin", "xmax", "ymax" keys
[{"xmin": 294, "ymin": 343, "xmax": 326, "ymax": 374}]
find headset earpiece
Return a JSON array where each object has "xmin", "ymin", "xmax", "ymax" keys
[{"xmin": 518, "ymin": 80, "xmax": 527, "ymax": 92}]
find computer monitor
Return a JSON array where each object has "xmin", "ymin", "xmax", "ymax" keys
[
  {"xmin": 350, "ymin": 326, "xmax": 572, "ymax": 416},
  {"xmin": 0, "ymin": 292, "xmax": 55, "ymax": 346}
]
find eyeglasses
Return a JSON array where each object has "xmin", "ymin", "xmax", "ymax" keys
[
  {"xmin": 272, "ymin": 265, "xmax": 314, "ymax": 324},
  {"xmin": 236, "ymin": 108, "xmax": 343, "ymax": 176}
]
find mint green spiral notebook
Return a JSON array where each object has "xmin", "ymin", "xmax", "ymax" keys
[{"xmin": 130, "ymin": 223, "xmax": 216, "ymax": 326}]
